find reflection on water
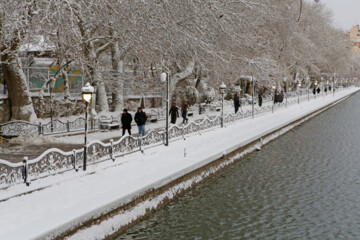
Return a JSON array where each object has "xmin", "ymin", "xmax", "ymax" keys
[{"xmin": 115, "ymin": 93, "xmax": 360, "ymax": 239}]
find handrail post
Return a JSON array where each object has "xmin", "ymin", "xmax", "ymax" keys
[
  {"xmin": 139, "ymin": 137, "xmax": 143, "ymax": 153},
  {"xmin": 22, "ymin": 157, "xmax": 31, "ymax": 186},
  {"xmin": 72, "ymin": 149, "xmax": 78, "ymax": 172},
  {"xmin": 67, "ymin": 120, "xmax": 70, "ymax": 132},
  {"xmin": 110, "ymin": 139, "xmax": 115, "ymax": 161},
  {"xmin": 38, "ymin": 122, "xmax": 42, "ymax": 135}
]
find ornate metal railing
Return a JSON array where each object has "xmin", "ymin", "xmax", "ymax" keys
[
  {"xmin": 0, "ymin": 108, "xmax": 229, "ymax": 188},
  {"xmin": 0, "ymin": 90, "xmax": 337, "ymax": 189},
  {"xmin": 0, "ymin": 102, "xmax": 234, "ymax": 137},
  {"xmin": 0, "ymin": 115, "xmax": 118, "ymax": 137}
]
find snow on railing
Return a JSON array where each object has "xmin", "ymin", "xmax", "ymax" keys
[
  {"xmin": 0, "ymin": 90, "xmax": 336, "ymax": 188},
  {"xmin": 0, "ymin": 102, "xmax": 232, "ymax": 137}
]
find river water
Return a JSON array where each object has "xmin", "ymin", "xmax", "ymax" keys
[{"xmin": 115, "ymin": 93, "xmax": 360, "ymax": 239}]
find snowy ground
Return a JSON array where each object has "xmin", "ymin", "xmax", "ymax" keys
[{"xmin": 0, "ymin": 88, "xmax": 357, "ymax": 240}]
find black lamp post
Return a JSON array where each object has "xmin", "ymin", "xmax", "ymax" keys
[
  {"xmin": 251, "ymin": 76, "xmax": 255, "ymax": 118},
  {"xmin": 160, "ymin": 72, "xmax": 170, "ymax": 146},
  {"xmin": 284, "ymin": 77, "xmax": 288, "ymax": 108},
  {"xmin": 326, "ymin": 80, "xmax": 329, "ymax": 96},
  {"xmin": 306, "ymin": 77, "xmax": 310, "ymax": 101},
  {"xmin": 320, "ymin": 77, "xmax": 324, "ymax": 95},
  {"xmin": 49, "ymin": 77, "xmax": 56, "ymax": 132},
  {"xmin": 81, "ymin": 82, "xmax": 94, "ymax": 171},
  {"xmin": 297, "ymin": 80, "xmax": 301, "ymax": 104},
  {"xmin": 333, "ymin": 73, "xmax": 336, "ymax": 97},
  {"xmin": 219, "ymin": 82, "xmax": 226, "ymax": 127}
]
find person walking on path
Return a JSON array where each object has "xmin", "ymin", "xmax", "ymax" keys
[
  {"xmin": 234, "ymin": 93, "xmax": 240, "ymax": 114},
  {"xmin": 169, "ymin": 103, "xmax": 179, "ymax": 124},
  {"xmin": 258, "ymin": 94, "xmax": 263, "ymax": 107},
  {"xmin": 134, "ymin": 107, "xmax": 147, "ymax": 136},
  {"xmin": 121, "ymin": 109, "xmax": 132, "ymax": 136},
  {"xmin": 181, "ymin": 101, "xmax": 189, "ymax": 123}
]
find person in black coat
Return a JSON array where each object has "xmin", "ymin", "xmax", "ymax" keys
[
  {"xmin": 121, "ymin": 109, "xmax": 132, "ymax": 136},
  {"xmin": 258, "ymin": 94, "xmax": 263, "ymax": 107},
  {"xmin": 134, "ymin": 107, "xmax": 147, "ymax": 136},
  {"xmin": 169, "ymin": 103, "xmax": 179, "ymax": 124},
  {"xmin": 234, "ymin": 93, "xmax": 240, "ymax": 114}
]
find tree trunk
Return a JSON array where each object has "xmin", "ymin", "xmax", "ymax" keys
[
  {"xmin": 93, "ymin": 68, "xmax": 109, "ymax": 112},
  {"xmin": 1, "ymin": 54, "xmax": 37, "ymax": 121},
  {"xmin": 111, "ymin": 42, "xmax": 124, "ymax": 112},
  {"xmin": 163, "ymin": 60, "xmax": 195, "ymax": 107},
  {"xmin": 62, "ymin": 68, "xmax": 71, "ymax": 100},
  {"xmin": 88, "ymin": 47, "xmax": 109, "ymax": 112}
]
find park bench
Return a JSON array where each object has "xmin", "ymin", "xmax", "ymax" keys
[
  {"xmin": 99, "ymin": 117, "xmax": 120, "ymax": 131},
  {"xmin": 149, "ymin": 114, "xmax": 158, "ymax": 123}
]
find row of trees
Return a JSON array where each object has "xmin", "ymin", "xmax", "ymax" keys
[{"xmin": 0, "ymin": 0, "xmax": 355, "ymax": 121}]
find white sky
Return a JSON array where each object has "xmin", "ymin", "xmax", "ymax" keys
[{"xmin": 322, "ymin": 0, "xmax": 360, "ymax": 30}]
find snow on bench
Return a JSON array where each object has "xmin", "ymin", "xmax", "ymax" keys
[{"xmin": 99, "ymin": 117, "xmax": 120, "ymax": 131}]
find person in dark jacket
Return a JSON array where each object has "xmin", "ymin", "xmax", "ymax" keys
[
  {"xmin": 234, "ymin": 93, "xmax": 240, "ymax": 114},
  {"xmin": 121, "ymin": 109, "xmax": 132, "ymax": 136},
  {"xmin": 181, "ymin": 101, "xmax": 188, "ymax": 123},
  {"xmin": 134, "ymin": 107, "xmax": 147, "ymax": 136},
  {"xmin": 317, "ymin": 87, "xmax": 320, "ymax": 94},
  {"xmin": 169, "ymin": 103, "xmax": 179, "ymax": 124},
  {"xmin": 258, "ymin": 94, "xmax": 263, "ymax": 107}
]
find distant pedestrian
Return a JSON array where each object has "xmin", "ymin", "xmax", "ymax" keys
[
  {"xmin": 181, "ymin": 101, "xmax": 189, "ymax": 123},
  {"xmin": 274, "ymin": 90, "xmax": 278, "ymax": 104},
  {"xmin": 169, "ymin": 103, "xmax": 179, "ymax": 124},
  {"xmin": 258, "ymin": 94, "xmax": 263, "ymax": 107},
  {"xmin": 121, "ymin": 109, "xmax": 132, "ymax": 136},
  {"xmin": 234, "ymin": 93, "xmax": 240, "ymax": 114},
  {"xmin": 134, "ymin": 107, "xmax": 147, "ymax": 136},
  {"xmin": 279, "ymin": 91, "xmax": 284, "ymax": 102},
  {"xmin": 317, "ymin": 87, "xmax": 320, "ymax": 94}
]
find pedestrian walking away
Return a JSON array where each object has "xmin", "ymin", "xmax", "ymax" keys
[
  {"xmin": 234, "ymin": 93, "xmax": 240, "ymax": 114},
  {"xmin": 121, "ymin": 109, "xmax": 132, "ymax": 136},
  {"xmin": 134, "ymin": 107, "xmax": 147, "ymax": 136},
  {"xmin": 258, "ymin": 94, "xmax": 263, "ymax": 107},
  {"xmin": 169, "ymin": 103, "xmax": 179, "ymax": 124},
  {"xmin": 181, "ymin": 101, "xmax": 189, "ymax": 123}
]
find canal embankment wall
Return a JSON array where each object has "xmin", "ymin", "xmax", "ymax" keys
[{"xmin": 0, "ymin": 88, "xmax": 358, "ymax": 240}]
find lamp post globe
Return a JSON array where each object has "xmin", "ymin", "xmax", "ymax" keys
[
  {"xmin": 219, "ymin": 82, "xmax": 226, "ymax": 127},
  {"xmin": 219, "ymin": 82, "xmax": 226, "ymax": 94},
  {"xmin": 81, "ymin": 82, "xmax": 94, "ymax": 171},
  {"xmin": 160, "ymin": 72, "xmax": 167, "ymax": 83},
  {"xmin": 81, "ymin": 82, "xmax": 94, "ymax": 103}
]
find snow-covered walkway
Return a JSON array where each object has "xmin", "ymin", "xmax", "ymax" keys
[{"xmin": 0, "ymin": 88, "xmax": 358, "ymax": 240}]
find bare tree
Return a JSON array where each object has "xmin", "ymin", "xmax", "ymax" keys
[{"xmin": 0, "ymin": 0, "xmax": 38, "ymax": 121}]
